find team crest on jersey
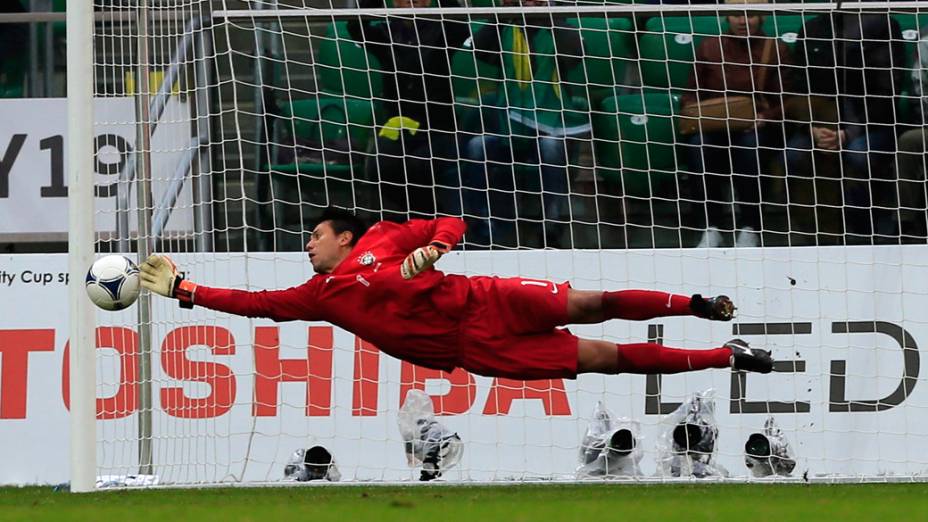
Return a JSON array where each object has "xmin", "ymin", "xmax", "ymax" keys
[{"xmin": 358, "ymin": 251, "xmax": 376, "ymax": 266}]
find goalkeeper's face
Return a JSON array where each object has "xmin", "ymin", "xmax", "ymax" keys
[{"xmin": 306, "ymin": 221, "xmax": 352, "ymax": 274}]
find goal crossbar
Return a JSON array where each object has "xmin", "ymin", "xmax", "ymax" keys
[{"xmin": 213, "ymin": 2, "xmax": 925, "ymax": 21}]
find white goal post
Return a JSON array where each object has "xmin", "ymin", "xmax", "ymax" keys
[
  {"xmin": 67, "ymin": 1, "xmax": 98, "ymax": 494},
  {"xmin": 61, "ymin": 0, "xmax": 928, "ymax": 488}
]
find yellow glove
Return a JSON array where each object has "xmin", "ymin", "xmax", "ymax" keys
[
  {"xmin": 139, "ymin": 254, "xmax": 196, "ymax": 307},
  {"xmin": 400, "ymin": 241, "xmax": 450, "ymax": 280},
  {"xmin": 140, "ymin": 254, "xmax": 177, "ymax": 297}
]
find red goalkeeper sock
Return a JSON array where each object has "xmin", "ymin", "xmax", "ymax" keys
[
  {"xmin": 615, "ymin": 343, "xmax": 731, "ymax": 374},
  {"xmin": 602, "ymin": 290, "xmax": 693, "ymax": 321}
]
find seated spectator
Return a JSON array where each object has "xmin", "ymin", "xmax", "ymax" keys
[
  {"xmin": 897, "ymin": 28, "xmax": 928, "ymax": 241},
  {"xmin": 347, "ymin": 0, "xmax": 471, "ymax": 223},
  {"xmin": 783, "ymin": 13, "xmax": 904, "ymax": 243},
  {"xmin": 680, "ymin": 0, "xmax": 790, "ymax": 248},
  {"xmin": 461, "ymin": 0, "xmax": 591, "ymax": 248}
]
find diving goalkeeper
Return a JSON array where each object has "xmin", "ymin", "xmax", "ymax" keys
[{"xmin": 140, "ymin": 208, "xmax": 773, "ymax": 378}]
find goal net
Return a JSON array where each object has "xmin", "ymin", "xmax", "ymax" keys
[{"xmin": 75, "ymin": 0, "xmax": 928, "ymax": 486}]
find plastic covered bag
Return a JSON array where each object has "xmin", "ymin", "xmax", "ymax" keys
[
  {"xmin": 397, "ymin": 389, "xmax": 463, "ymax": 481},
  {"xmin": 96, "ymin": 474, "xmax": 159, "ymax": 488},
  {"xmin": 576, "ymin": 401, "xmax": 643, "ymax": 478},
  {"xmin": 657, "ymin": 390, "xmax": 728, "ymax": 478},
  {"xmin": 745, "ymin": 417, "xmax": 797, "ymax": 477},
  {"xmin": 283, "ymin": 445, "xmax": 341, "ymax": 482}
]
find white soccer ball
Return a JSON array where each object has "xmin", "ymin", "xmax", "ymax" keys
[{"xmin": 85, "ymin": 255, "xmax": 141, "ymax": 311}]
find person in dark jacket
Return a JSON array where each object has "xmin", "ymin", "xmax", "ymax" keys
[
  {"xmin": 783, "ymin": 13, "xmax": 904, "ymax": 242},
  {"xmin": 347, "ymin": 0, "xmax": 471, "ymax": 223}
]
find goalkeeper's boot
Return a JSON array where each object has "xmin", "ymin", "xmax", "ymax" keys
[
  {"xmin": 690, "ymin": 294, "xmax": 736, "ymax": 321},
  {"xmin": 726, "ymin": 339, "xmax": 773, "ymax": 374}
]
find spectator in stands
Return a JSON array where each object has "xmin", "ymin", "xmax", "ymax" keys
[
  {"xmin": 461, "ymin": 0, "xmax": 590, "ymax": 248},
  {"xmin": 896, "ymin": 28, "xmax": 928, "ymax": 241},
  {"xmin": 680, "ymin": 0, "xmax": 790, "ymax": 248},
  {"xmin": 783, "ymin": 13, "xmax": 904, "ymax": 243},
  {"xmin": 347, "ymin": 0, "xmax": 471, "ymax": 223}
]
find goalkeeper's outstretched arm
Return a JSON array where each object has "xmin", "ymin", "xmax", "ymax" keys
[{"xmin": 139, "ymin": 255, "xmax": 318, "ymax": 322}]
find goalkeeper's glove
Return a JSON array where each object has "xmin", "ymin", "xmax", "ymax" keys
[
  {"xmin": 689, "ymin": 294, "xmax": 735, "ymax": 321},
  {"xmin": 139, "ymin": 254, "xmax": 196, "ymax": 308},
  {"xmin": 400, "ymin": 241, "xmax": 450, "ymax": 280}
]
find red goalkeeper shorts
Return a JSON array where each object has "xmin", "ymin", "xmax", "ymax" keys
[{"xmin": 457, "ymin": 276, "xmax": 578, "ymax": 380}]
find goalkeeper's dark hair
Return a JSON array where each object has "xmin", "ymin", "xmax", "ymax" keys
[{"xmin": 318, "ymin": 207, "xmax": 369, "ymax": 246}]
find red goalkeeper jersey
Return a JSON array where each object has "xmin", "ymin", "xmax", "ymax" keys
[{"xmin": 192, "ymin": 218, "xmax": 472, "ymax": 371}]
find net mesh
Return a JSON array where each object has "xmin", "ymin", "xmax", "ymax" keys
[{"xmin": 87, "ymin": 0, "xmax": 928, "ymax": 485}]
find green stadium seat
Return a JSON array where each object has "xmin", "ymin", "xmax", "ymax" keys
[
  {"xmin": 891, "ymin": 15, "xmax": 927, "ymax": 117},
  {"xmin": 565, "ymin": 17, "xmax": 636, "ymax": 103},
  {"xmin": 269, "ymin": 95, "xmax": 377, "ymax": 176},
  {"xmin": 452, "ymin": 19, "xmax": 615, "ymax": 135},
  {"xmin": 592, "ymin": 90, "xmax": 681, "ymax": 196},
  {"xmin": 762, "ymin": 15, "xmax": 809, "ymax": 51},
  {"xmin": 52, "ymin": 0, "xmax": 66, "ymax": 39},
  {"xmin": 894, "ymin": 14, "xmax": 928, "ymax": 72},
  {"xmin": 638, "ymin": 16, "xmax": 727, "ymax": 90},
  {"xmin": 263, "ymin": 96, "xmax": 378, "ymax": 247},
  {"xmin": 893, "ymin": 13, "xmax": 928, "ymax": 38},
  {"xmin": 452, "ymin": 17, "xmax": 636, "ymax": 105},
  {"xmin": 315, "ymin": 22, "xmax": 384, "ymax": 99},
  {"xmin": 454, "ymin": 17, "xmax": 636, "ymax": 135}
]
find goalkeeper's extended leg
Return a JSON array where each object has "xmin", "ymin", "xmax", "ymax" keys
[
  {"xmin": 577, "ymin": 338, "xmax": 773, "ymax": 374},
  {"xmin": 567, "ymin": 289, "xmax": 735, "ymax": 323}
]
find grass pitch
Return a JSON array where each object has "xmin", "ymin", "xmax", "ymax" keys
[{"xmin": 2, "ymin": 483, "xmax": 925, "ymax": 522}]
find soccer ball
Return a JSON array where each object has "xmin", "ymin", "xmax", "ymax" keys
[{"xmin": 85, "ymin": 255, "xmax": 141, "ymax": 311}]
